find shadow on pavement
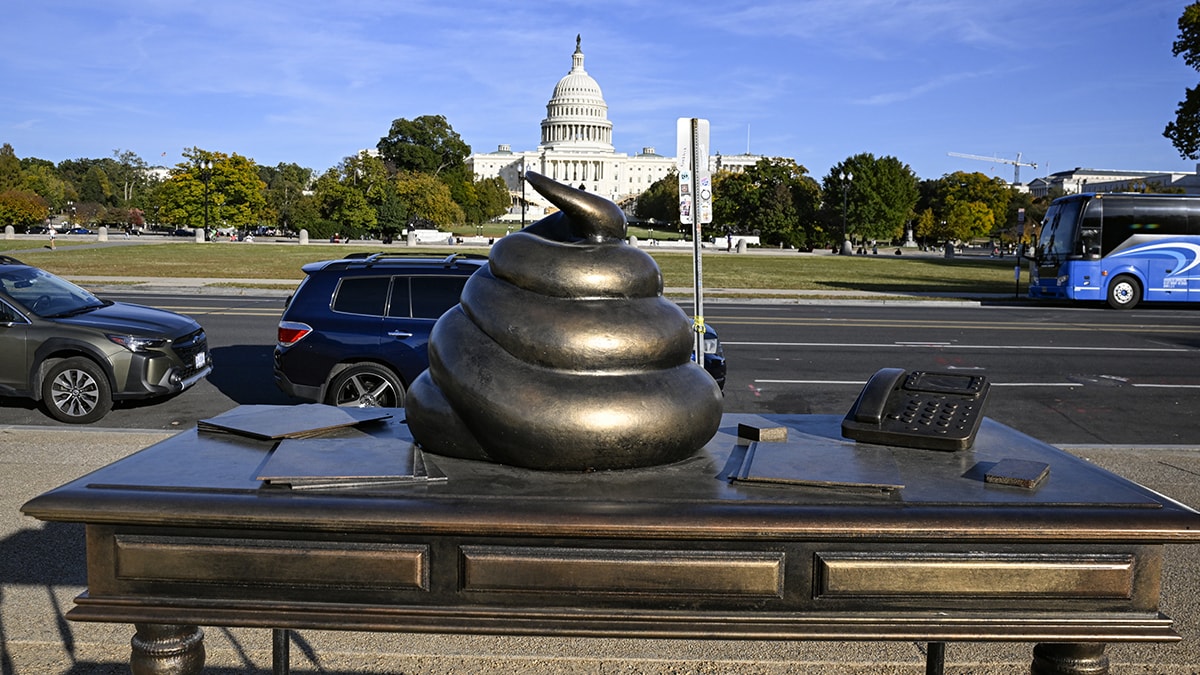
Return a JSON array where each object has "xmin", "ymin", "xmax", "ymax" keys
[{"xmin": 207, "ymin": 345, "xmax": 295, "ymax": 406}]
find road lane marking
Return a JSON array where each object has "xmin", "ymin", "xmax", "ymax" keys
[
  {"xmin": 756, "ymin": 379, "xmax": 1082, "ymax": 387},
  {"xmin": 724, "ymin": 341, "xmax": 1193, "ymax": 352}
]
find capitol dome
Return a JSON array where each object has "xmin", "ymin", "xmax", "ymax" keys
[{"xmin": 540, "ymin": 36, "xmax": 614, "ymax": 153}]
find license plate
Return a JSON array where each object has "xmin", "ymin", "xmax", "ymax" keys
[{"xmin": 195, "ymin": 352, "xmax": 207, "ymax": 369}]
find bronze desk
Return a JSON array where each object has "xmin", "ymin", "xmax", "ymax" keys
[{"xmin": 21, "ymin": 412, "xmax": 1200, "ymax": 674}]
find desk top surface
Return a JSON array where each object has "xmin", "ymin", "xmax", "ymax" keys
[{"xmin": 22, "ymin": 411, "xmax": 1200, "ymax": 543}]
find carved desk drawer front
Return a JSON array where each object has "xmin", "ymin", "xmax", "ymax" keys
[
  {"xmin": 815, "ymin": 551, "xmax": 1141, "ymax": 600},
  {"xmin": 459, "ymin": 545, "xmax": 786, "ymax": 599},
  {"xmin": 108, "ymin": 533, "xmax": 431, "ymax": 591},
  {"xmin": 92, "ymin": 526, "xmax": 1161, "ymax": 616}
]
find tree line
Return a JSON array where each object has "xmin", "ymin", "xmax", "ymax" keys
[
  {"xmin": 633, "ymin": 153, "xmax": 1068, "ymax": 251},
  {"xmin": 0, "ymin": 114, "xmax": 510, "ymax": 241}
]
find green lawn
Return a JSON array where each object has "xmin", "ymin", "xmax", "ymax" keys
[{"xmin": 1, "ymin": 239, "xmax": 1018, "ymax": 296}]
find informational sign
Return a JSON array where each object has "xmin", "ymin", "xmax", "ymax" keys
[{"xmin": 676, "ymin": 118, "xmax": 712, "ymax": 226}]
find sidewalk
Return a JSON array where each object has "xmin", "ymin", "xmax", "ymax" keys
[{"xmin": 4, "ymin": 426, "xmax": 1200, "ymax": 674}]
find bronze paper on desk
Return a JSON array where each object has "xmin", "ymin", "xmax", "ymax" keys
[
  {"xmin": 723, "ymin": 437, "xmax": 904, "ymax": 492},
  {"xmin": 257, "ymin": 437, "xmax": 445, "ymax": 489},
  {"xmin": 198, "ymin": 403, "xmax": 391, "ymax": 439}
]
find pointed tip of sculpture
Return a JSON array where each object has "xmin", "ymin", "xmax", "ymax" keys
[{"xmin": 524, "ymin": 171, "xmax": 626, "ymax": 243}]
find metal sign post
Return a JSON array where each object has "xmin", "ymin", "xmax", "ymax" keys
[
  {"xmin": 1015, "ymin": 208, "xmax": 1025, "ymax": 299},
  {"xmin": 677, "ymin": 118, "xmax": 712, "ymax": 365}
]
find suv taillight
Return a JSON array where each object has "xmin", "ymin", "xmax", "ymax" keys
[{"xmin": 277, "ymin": 321, "xmax": 312, "ymax": 347}]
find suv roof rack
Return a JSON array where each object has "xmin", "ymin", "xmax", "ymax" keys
[{"xmin": 320, "ymin": 251, "xmax": 489, "ymax": 269}]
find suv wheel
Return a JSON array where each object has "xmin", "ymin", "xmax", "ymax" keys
[
  {"xmin": 42, "ymin": 356, "xmax": 113, "ymax": 423},
  {"xmin": 325, "ymin": 364, "xmax": 405, "ymax": 407}
]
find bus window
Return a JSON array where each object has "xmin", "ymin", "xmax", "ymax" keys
[
  {"xmin": 1036, "ymin": 198, "xmax": 1083, "ymax": 265},
  {"xmin": 1102, "ymin": 197, "xmax": 1194, "ymax": 255}
]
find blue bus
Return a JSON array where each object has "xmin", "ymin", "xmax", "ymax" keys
[{"xmin": 1027, "ymin": 192, "xmax": 1200, "ymax": 309}]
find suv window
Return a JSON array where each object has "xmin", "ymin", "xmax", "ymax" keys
[
  {"xmin": 410, "ymin": 276, "xmax": 469, "ymax": 318},
  {"xmin": 332, "ymin": 275, "xmax": 468, "ymax": 319},
  {"xmin": 332, "ymin": 276, "xmax": 390, "ymax": 316}
]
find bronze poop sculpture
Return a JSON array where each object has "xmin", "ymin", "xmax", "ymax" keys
[{"xmin": 405, "ymin": 171, "xmax": 724, "ymax": 471}]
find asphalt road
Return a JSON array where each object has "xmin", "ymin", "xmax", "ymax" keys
[{"xmin": 2, "ymin": 291, "xmax": 1198, "ymax": 447}]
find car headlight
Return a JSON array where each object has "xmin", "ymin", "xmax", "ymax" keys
[
  {"xmin": 107, "ymin": 334, "xmax": 168, "ymax": 352},
  {"xmin": 704, "ymin": 337, "xmax": 722, "ymax": 355}
]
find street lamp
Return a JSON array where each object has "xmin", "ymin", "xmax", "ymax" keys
[
  {"xmin": 198, "ymin": 159, "xmax": 214, "ymax": 237},
  {"xmin": 839, "ymin": 169, "xmax": 854, "ymax": 256},
  {"xmin": 519, "ymin": 157, "xmax": 527, "ymax": 229}
]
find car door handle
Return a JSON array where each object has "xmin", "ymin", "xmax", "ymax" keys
[{"xmin": 387, "ymin": 331, "xmax": 413, "ymax": 339}]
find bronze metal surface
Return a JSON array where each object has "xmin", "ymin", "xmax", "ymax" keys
[{"xmin": 405, "ymin": 172, "xmax": 723, "ymax": 470}]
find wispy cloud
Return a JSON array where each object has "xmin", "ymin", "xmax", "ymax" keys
[{"xmin": 853, "ymin": 68, "xmax": 1007, "ymax": 106}]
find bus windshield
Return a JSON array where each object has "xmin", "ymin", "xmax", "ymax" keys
[{"xmin": 1036, "ymin": 198, "xmax": 1084, "ymax": 265}]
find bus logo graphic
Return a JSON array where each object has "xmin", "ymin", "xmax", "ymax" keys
[{"xmin": 1109, "ymin": 240, "xmax": 1200, "ymax": 278}]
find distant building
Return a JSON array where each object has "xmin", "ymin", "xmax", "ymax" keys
[
  {"xmin": 1029, "ymin": 166, "xmax": 1200, "ymax": 198},
  {"xmin": 467, "ymin": 36, "xmax": 778, "ymax": 219}
]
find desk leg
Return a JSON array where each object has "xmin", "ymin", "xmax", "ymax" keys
[
  {"xmin": 130, "ymin": 623, "xmax": 205, "ymax": 675},
  {"xmin": 1031, "ymin": 643, "xmax": 1108, "ymax": 675}
]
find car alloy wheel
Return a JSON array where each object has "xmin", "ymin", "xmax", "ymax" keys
[
  {"xmin": 326, "ymin": 363, "xmax": 405, "ymax": 408},
  {"xmin": 42, "ymin": 356, "xmax": 113, "ymax": 423}
]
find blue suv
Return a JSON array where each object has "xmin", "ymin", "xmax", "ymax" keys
[{"xmin": 273, "ymin": 252, "xmax": 726, "ymax": 408}]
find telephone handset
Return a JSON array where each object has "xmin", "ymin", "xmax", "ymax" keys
[{"xmin": 841, "ymin": 368, "xmax": 990, "ymax": 451}]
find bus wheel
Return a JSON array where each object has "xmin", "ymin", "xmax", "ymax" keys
[{"xmin": 1107, "ymin": 275, "xmax": 1141, "ymax": 310}]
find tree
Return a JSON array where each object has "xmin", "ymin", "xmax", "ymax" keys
[
  {"xmin": 0, "ymin": 189, "xmax": 49, "ymax": 228},
  {"xmin": 109, "ymin": 149, "xmax": 148, "ymax": 203},
  {"xmin": 823, "ymin": 153, "xmax": 919, "ymax": 246},
  {"xmin": 158, "ymin": 148, "xmax": 267, "ymax": 230},
  {"xmin": 377, "ymin": 115, "xmax": 471, "ymax": 176},
  {"xmin": 394, "ymin": 171, "xmax": 463, "ymax": 228},
  {"xmin": 80, "ymin": 165, "xmax": 115, "ymax": 205},
  {"xmin": 312, "ymin": 168, "xmax": 377, "ymax": 238},
  {"xmin": 260, "ymin": 162, "xmax": 314, "ymax": 233},
  {"xmin": 931, "ymin": 171, "xmax": 1013, "ymax": 241},
  {"xmin": 375, "ymin": 192, "xmax": 409, "ymax": 241},
  {"xmin": 711, "ymin": 159, "xmax": 822, "ymax": 248},
  {"xmin": 1166, "ymin": 2, "xmax": 1200, "ymax": 158},
  {"xmin": 472, "ymin": 176, "xmax": 511, "ymax": 224},
  {"xmin": 0, "ymin": 143, "xmax": 21, "ymax": 192},
  {"xmin": 636, "ymin": 171, "xmax": 681, "ymax": 227},
  {"xmin": 20, "ymin": 164, "xmax": 70, "ymax": 212}
]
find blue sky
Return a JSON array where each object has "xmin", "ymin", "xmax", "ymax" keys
[{"xmin": 2, "ymin": 1, "xmax": 1196, "ymax": 183}]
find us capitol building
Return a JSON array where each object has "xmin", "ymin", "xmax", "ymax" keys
[{"xmin": 468, "ymin": 36, "xmax": 769, "ymax": 216}]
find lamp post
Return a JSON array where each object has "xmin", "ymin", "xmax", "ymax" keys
[
  {"xmin": 839, "ymin": 169, "xmax": 854, "ymax": 256},
  {"xmin": 199, "ymin": 159, "xmax": 213, "ymax": 238},
  {"xmin": 519, "ymin": 157, "xmax": 527, "ymax": 229}
]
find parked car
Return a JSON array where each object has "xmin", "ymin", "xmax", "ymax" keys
[
  {"xmin": 274, "ymin": 253, "xmax": 487, "ymax": 407},
  {"xmin": 273, "ymin": 252, "xmax": 726, "ymax": 408},
  {"xmin": 171, "ymin": 228, "xmax": 194, "ymax": 237},
  {"xmin": 699, "ymin": 324, "xmax": 727, "ymax": 390},
  {"xmin": 0, "ymin": 255, "xmax": 212, "ymax": 423},
  {"xmin": 65, "ymin": 227, "xmax": 93, "ymax": 235}
]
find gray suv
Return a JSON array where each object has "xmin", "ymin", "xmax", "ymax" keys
[{"xmin": 0, "ymin": 256, "xmax": 212, "ymax": 423}]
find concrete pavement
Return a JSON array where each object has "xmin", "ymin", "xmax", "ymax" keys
[{"xmin": 4, "ymin": 424, "xmax": 1200, "ymax": 674}]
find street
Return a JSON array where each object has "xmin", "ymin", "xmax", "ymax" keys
[{"xmin": 2, "ymin": 292, "xmax": 1199, "ymax": 446}]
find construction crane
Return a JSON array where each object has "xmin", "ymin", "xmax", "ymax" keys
[{"xmin": 948, "ymin": 152, "xmax": 1038, "ymax": 185}]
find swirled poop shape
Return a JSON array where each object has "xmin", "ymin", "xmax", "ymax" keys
[{"xmin": 405, "ymin": 172, "xmax": 723, "ymax": 471}]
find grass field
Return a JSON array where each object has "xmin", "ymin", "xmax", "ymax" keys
[{"xmin": 0, "ymin": 238, "xmax": 1020, "ymax": 296}]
